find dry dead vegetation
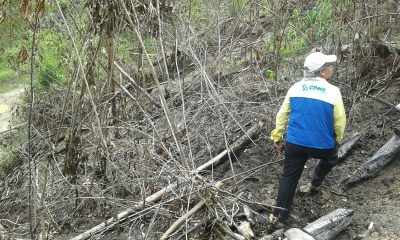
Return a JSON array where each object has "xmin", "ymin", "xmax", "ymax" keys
[{"xmin": 1, "ymin": 0, "xmax": 400, "ymax": 239}]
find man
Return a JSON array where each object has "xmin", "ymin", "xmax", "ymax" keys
[{"xmin": 270, "ymin": 51, "xmax": 346, "ymax": 224}]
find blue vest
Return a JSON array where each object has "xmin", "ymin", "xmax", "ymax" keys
[{"xmin": 286, "ymin": 77, "xmax": 339, "ymax": 149}]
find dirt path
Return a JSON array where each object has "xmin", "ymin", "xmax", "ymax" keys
[{"xmin": 0, "ymin": 88, "xmax": 24, "ymax": 132}]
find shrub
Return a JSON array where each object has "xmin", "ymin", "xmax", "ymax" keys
[{"xmin": 37, "ymin": 59, "xmax": 65, "ymax": 87}]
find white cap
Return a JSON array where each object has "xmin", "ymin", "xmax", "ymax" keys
[{"xmin": 304, "ymin": 52, "xmax": 337, "ymax": 72}]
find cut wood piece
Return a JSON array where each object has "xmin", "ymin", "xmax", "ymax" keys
[
  {"xmin": 346, "ymin": 128, "xmax": 400, "ymax": 184},
  {"xmin": 395, "ymin": 103, "xmax": 400, "ymax": 111},
  {"xmin": 238, "ymin": 221, "xmax": 254, "ymax": 238},
  {"xmin": 303, "ymin": 208, "xmax": 354, "ymax": 240},
  {"xmin": 284, "ymin": 228, "xmax": 314, "ymax": 240},
  {"xmin": 245, "ymin": 208, "xmax": 352, "ymax": 240},
  {"xmin": 217, "ymin": 222, "xmax": 246, "ymax": 240},
  {"xmin": 243, "ymin": 205, "xmax": 255, "ymax": 226},
  {"xmin": 338, "ymin": 132, "xmax": 361, "ymax": 162}
]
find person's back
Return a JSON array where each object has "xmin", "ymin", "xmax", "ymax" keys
[
  {"xmin": 286, "ymin": 77, "xmax": 341, "ymax": 149},
  {"xmin": 269, "ymin": 51, "xmax": 346, "ymax": 226}
]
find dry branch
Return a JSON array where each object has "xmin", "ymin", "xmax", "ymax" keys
[
  {"xmin": 0, "ymin": 122, "xmax": 27, "ymax": 135},
  {"xmin": 121, "ymin": 0, "xmax": 191, "ymax": 172},
  {"xmin": 158, "ymin": 122, "xmax": 265, "ymax": 239},
  {"xmin": 159, "ymin": 181, "xmax": 225, "ymax": 240},
  {"xmin": 70, "ymin": 208, "xmax": 135, "ymax": 240},
  {"xmin": 175, "ymin": 216, "xmax": 216, "ymax": 240},
  {"xmin": 197, "ymin": 121, "xmax": 265, "ymax": 171},
  {"xmin": 70, "ymin": 121, "xmax": 265, "ymax": 240},
  {"xmin": 106, "ymin": 52, "xmax": 162, "ymax": 109},
  {"xmin": 217, "ymin": 222, "xmax": 246, "ymax": 240},
  {"xmin": 212, "ymin": 226, "xmax": 228, "ymax": 240}
]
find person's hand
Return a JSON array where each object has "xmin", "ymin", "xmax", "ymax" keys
[{"xmin": 274, "ymin": 141, "xmax": 283, "ymax": 149}]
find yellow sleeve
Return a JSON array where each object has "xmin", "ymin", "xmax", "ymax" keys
[
  {"xmin": 334, "ymin": 91, "xmax": 346, "ymax": 143},
  {"xmin": 271, "ymin": 94, "xmax": 291, "ymax": 142}
]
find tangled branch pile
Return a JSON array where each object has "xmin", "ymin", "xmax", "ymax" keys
[{"xmin": 1, "ymin": 0, "xmax": 400, "ymax": 239}]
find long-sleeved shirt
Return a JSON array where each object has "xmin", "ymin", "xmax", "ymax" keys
[{"xmin": 271, "ymin": 77, "xmax": 346, "ymax": 149}]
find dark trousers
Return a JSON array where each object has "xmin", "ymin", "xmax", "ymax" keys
[{"xmin": 273, "ymin": 141, "xmax": 338, "ymax": 222}]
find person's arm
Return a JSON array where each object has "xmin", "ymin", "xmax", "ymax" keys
[
  {"xmin": 271, "ymin": 93, "xmax": 291, "ymax": 144},
  {"xmin": 333, "ymin": 91, "xmax": 346, "ymax": 143}
]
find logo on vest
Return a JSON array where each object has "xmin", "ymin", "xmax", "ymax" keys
[{"xmin": 309, "ymin": 85, "xmax": 326, "ymax": 93}]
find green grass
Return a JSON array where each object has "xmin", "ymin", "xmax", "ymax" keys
[
  {"xmin": 37, "ymin": 59, "xmax": 66, "ymax": 87},
  {"xmin": 0, "ymin": 151, "xmax": 16, "ymax": 180},
  {"xmin": 0, "ymin": 65, "xmax": 28, "ymax": 93},
  {"xmin": 0, "ymin": 68, "xmax": 17, "ymax": 93},
  {"xmin": 0, "ymin": 130, "xmax": 25, "ymax": 181}
]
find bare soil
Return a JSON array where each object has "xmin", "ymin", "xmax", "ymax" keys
[{"xmin": 0, "ymin": 88, "xmax": 23, "ymax": 133}]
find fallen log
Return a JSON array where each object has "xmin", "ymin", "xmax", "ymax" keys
[
  {"xmin": 302, "ymin": 208, "xmax": 353, "ymax": 240},
  {"xmin": 71, "ymin": 122, "xmax": 265, "ymax": 240},
  {"xmin": 283, "ymin": 228, "xmax": 314, "ymax": 240},
  {"xmin": 346, "ymin": 128, "xmax": 400, "ymax": 184},
  {"xmin": 259, "ymin": 208, "xmax": 353, "ymax": 240},
  {"xmin": 338, "ymin": 132, "xmax": 361, "ymax": 162}
]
